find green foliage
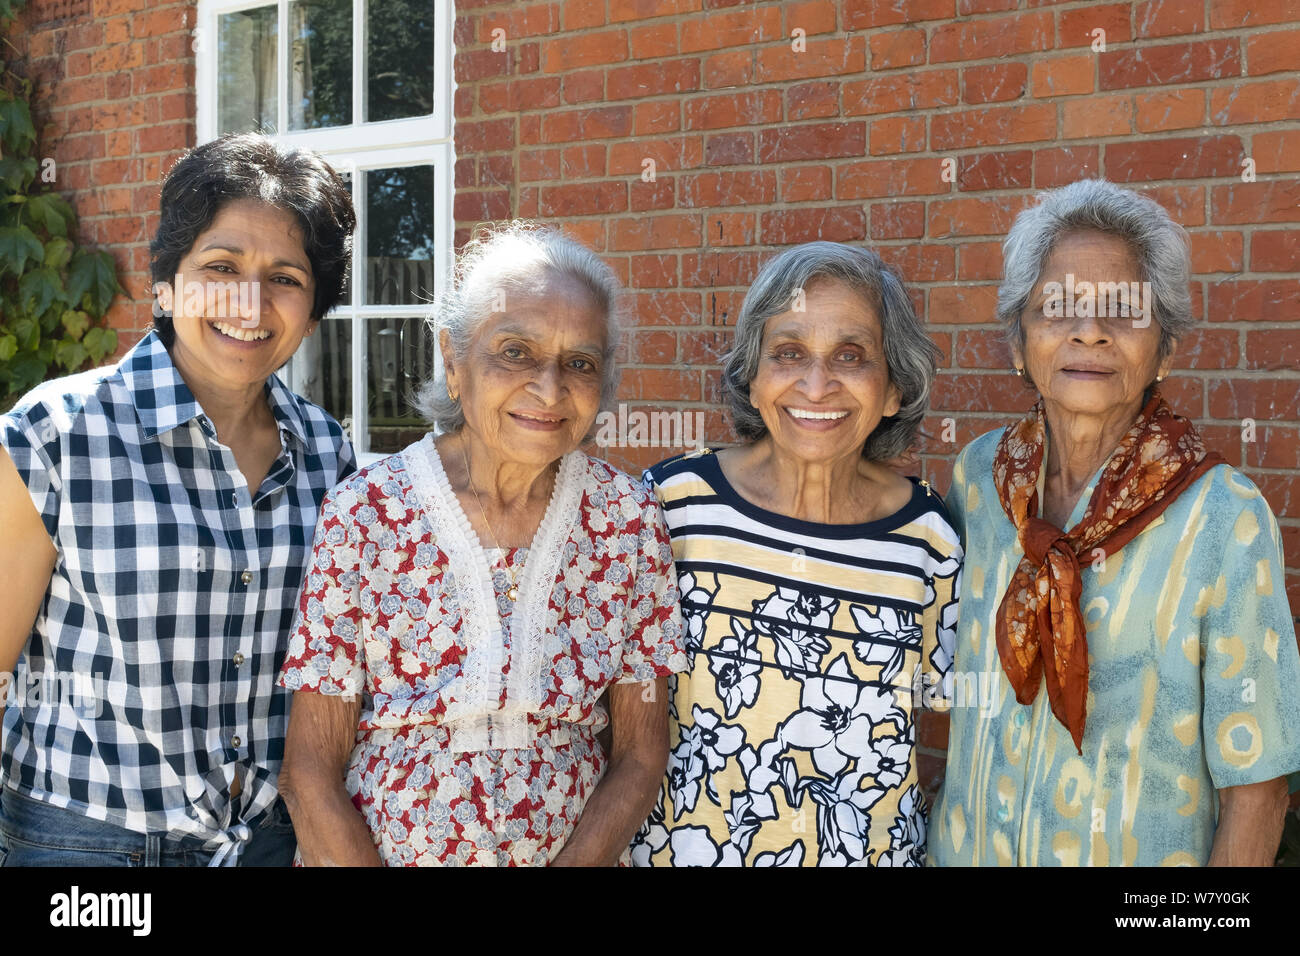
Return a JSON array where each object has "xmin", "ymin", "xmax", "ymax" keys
[{"xmin": 0, "ymin": 0, "xmax": 122, "ymax": 411}]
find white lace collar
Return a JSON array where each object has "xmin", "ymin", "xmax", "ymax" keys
[{"xmin": 402, "ymin": 433, "xmax": 587, "ymax": 750}]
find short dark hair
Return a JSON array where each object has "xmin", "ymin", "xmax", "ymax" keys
[{"xmin": 148, "ymin": 133, "xmax": 356, "ymax": 346}]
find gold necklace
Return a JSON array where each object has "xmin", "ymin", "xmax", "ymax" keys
[{"xmin": 461, "ymin": 437, "xmax": 520, "ymax": 601}]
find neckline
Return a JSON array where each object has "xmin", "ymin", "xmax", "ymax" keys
[{"xmin": 694, "ymin": 447, "xmax": 930, "ymax": 539}]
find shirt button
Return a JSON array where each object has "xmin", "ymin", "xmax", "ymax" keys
[
  {"xmin": 231, "ymin": 735, "xmax": 242, "ymax": 748},
  {"xmin": 232, "ymin": 652, "xmax": 245, "ymax": 666},
  {"xmin": 240, "ymin": 569, "xmax": 252, "ymax": 585},
  {"xmin": 231, "ymin": 492, "xmax": 239, "ymax": 507}
]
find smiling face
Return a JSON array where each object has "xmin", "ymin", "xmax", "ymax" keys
[
  {"xmin": 747, "ymin": 277, "xmax": 901, "ymax": 469},
  {"xmin": 442, "ymin": 271, "xmax": 609, "ymax": 470},
  {"xmin": 1016, "ymin": 229, "xmax": 1172, "ymax": 420},
  {"xmin": 165, "ymin": 198, "xmax": 318, "ymax": 395}
]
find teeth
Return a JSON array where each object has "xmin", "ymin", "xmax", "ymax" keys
[
  {"xmin": 212, "ymin": 321, "xmax": 271, "ymax": 342},
  {"xmin": 787, "ymin": 408, "xmax": 849, "ymax": 420},
  {"xmin": 515, "ymin": 413, "xmax": 559, "ymax": 423}
]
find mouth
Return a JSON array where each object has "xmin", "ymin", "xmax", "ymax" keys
[
  {"xmin": 784, "ymin": 407, "xmax": 850, "ymax": 429},
  {"xmin": 509, "ymin": 410, "xmax": 566, "ymax": 430},
  {"xmin": 1060, "ymin": 365, "xmax": 1114, "ymax": 377},
  {"xmin": 209, "ymin": 319, "xmax": 273, "ymax": 344}
]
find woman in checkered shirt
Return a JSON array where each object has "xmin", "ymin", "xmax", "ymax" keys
[{"xmin": 0, "ymin": 133, "xmax": 357, "ymax": 866}]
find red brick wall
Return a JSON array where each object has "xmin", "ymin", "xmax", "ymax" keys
[
  {"xmin": 13, "ymin": 0, "xmax": 197, "ymax": 349},
  {"xmin": 453, "ymin": 0, "xmax": 1300, "ymax": 629}
]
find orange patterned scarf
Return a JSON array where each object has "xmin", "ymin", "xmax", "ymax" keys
[{"xmin": 992, "ymin": 387, "xmax": 1225, "ymax": 753}]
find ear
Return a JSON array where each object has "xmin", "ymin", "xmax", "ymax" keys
[
  {"xmin": 438, "ymin": 328, "xmax": 459, "ymax": 396},
  {"xmin": 884, "ymin": 380, "xmax": 902, "ymax": 419},
  {"xmin": 1158, "ymin": 337, "xmax": 1178, "ymax": 381}
]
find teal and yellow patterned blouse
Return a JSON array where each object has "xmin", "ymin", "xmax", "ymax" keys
[{"xmin": 932, "ymin": 427, "xmax": 1300, "ymax": 867}]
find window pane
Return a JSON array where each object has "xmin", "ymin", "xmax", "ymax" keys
[
  {"xmin": 367, "ymin": 0, "xmax": 434, "ymax": 122},
  {"xmin": 292, "ymin": 316, "xmax": 354, "ymax": 441},
  {"xmin": 218, "ymin": 6, "xmax": 277, "ymax": 134},
  {"xmin": 365, "ymin": 165, "xmax": 436, "ymax": 306},
  {"xmin": 367, "ymin": 316, "xmax": 434, "ymax": 454},
  {"xmin": 289, "ymin": 0, "xmax": 353, "ymax": 130}
]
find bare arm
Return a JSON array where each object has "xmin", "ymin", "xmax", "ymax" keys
[
  {"xmin": 278, "ymin": 690, "xmax": 383, "ymax": 866},
  {"xmin": 551, "ymin": 677, "xmax": 669, "ymax": 866},
  {"xmin": 1208, "ymin": 776, "xmax": 1289, "ymax": 866},
  {"xmin": 0, "ymin": 445, "xmax": 57, "ymax": 693}
]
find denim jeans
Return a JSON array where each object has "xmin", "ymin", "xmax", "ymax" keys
[{"xmin": 0, "ymin": 785, "xmax": 297, "ymax": 867}]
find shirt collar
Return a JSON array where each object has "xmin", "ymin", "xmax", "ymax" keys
[{"xmin": 121, "ymin": 330, "xmax": 310, "ymax": 446}]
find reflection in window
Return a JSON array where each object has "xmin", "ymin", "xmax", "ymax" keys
[
  {"xmin": 289, "ymin": 0, "xmax": 353, "ymax": 130},
  {"xmin": 292, "ymin": 317, "xmax": 353, "ymax": 441},
  {"xmin": 367, "ymin": 0, "xmax": 435, "ymax": 122},
  {"xmin": 366, "ymin": 165, "xmax": 436, "ymax": 306},
  {"xmin": 367, "ymin": 317, "xmax": 435, "ymax": 454},
  {"xmin": 218, "ymin": 5, "xmax": 277, "ymax": 134}
]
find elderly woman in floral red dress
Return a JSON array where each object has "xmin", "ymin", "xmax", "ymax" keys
[{"xmin": 277, "ymin": 223, "xmax": 688, "ymax": 866}]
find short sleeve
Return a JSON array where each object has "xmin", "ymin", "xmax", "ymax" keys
[
  {"xmin": 615, "ymin": 489, "xmax": 689, "ymax": 683},
  {"xmin": 0, "ymin": 399, "xmax": 63, "ymax": 542},
  {"xmin": 279, "ymin": 480, "xmax": 368, "ymax": 697},
  {"xmin": 1199, "ymin": 478, "xmax": 1300, "ymax": 790}
]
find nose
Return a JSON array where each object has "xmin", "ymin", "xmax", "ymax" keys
[
  {"xmin": 237, "ymin": 275, "xmax": 264, "ymax": 329},
  {"xmin": 1069, "ymin": 312, "xmax": 1111, "ymax": 347},
  {"xmin": 798, "ymin": 357, "xmax": 839, "ymax": 401},
  {"xmin": 527, "ymin": 361, "xmax": 564, "ymax": 404}
]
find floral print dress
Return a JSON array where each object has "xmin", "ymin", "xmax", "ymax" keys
[
  {"xmin": 631, "ymin": 449, "xmax": 962, "ymax": 867},
  {"xmin": 279, "ymin": 435, "xmax": 688, "ymax": 866}
]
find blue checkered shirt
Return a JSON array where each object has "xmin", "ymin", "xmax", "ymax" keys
[{"xmin": 1, "ymin": 331, "xmax": 355, "ymax": 863}]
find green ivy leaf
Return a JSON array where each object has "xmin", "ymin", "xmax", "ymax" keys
[
  {"xmin": 0, "ymin": 333, "xmax": 16, "ymax": 363},
  {"xmin": 82, "ymin": 326, "xmax": 116, "ymax": 364},
  {"xmin": 60, "ymin": 309, "xmax": 89, "ymax": 340},
  {"xmin": 6, "ymin": 353, "xmax": 47, "ymax": 394},
  {"xmin": 18, "ymin": 266, "xmax": 61, "ymax": 317},
  {"xmin": 66, "ymin": 250, "xmax": 122, "ymax": 316},
  {"xmin": 43, "ymin": 236, "xmax": 72, "ymax": 269},
  {"xmin": 0, "ymin": 224, "xmax": 45, "ymax": 276},
  {"xmin": 0, "ymin": 156, "xmax": 36, "ymax": 192},
  {"xmin": 0, "ymin": 94, "xmax": 35, "ymax": 153},
  {"xmin": 54, "ymin": 339, "xmax": 87, "ymax": 372},
  {"xmin": 25, "ymin": 192, "xmax": 74, "ymax": 239},
  {"xmin": 12, "ymin": 316, "xmax": 38, "ymax": 350}
]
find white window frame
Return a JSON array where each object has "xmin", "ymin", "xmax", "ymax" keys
[{"xmin": 195, "ymin": 0, "xmax": 455, "ymax": 464}]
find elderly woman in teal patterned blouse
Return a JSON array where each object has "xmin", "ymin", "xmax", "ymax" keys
[{"xmin": 931, "ymin": 179, "xmax": 1300, "ymax": 867}]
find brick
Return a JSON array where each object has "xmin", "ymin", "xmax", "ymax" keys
[
  {"xmin": 562, "ymin": 69, "xmax": 605, "ymax": 104},
  {"xmin": 755, "ymin": 36, "xmax": 866, "ymax": 83},
  {"xmin": 837, "ymin": 158, "xmax": 948, "ymax": 199},
  {"xmin": 871, "ymin": 201, "xmax": 926, "ymax": 240},
  {"xmin": 1059, "ymin": 3, "xmax": 1132, "ymax": 47},
  {"xmin": 631, "ymin": 330, "xmax": 678, "ymax": 364},
  {"xmin": 758, "ymin": 122, "xmax": 865, "ymax": 162},
  {"xmin": 927, "ymin": 196, "xmax": 1035, "ymax": 238},
  {"xmin": 958, "ymin": 241, "xmax": 1004, "ymax": 280},
  {"xmin": 706, "ymin": 212, "xmax": 757, "ymax": 246},
  {"xmin": 684, "ymin": 91, "xmax": 783, "ymax": 130},
  {"xmin": 682, "ymin": 251, "xmax": 767, "ymax": 287},
  {"xmin": 628, "ymin": 21, "xmax": 678, "ymax": 58},
  {"xmin": 878, "ymin": 244, "xmax": 956, "ymax": 283},
  {"xmin": 869, "ymin": 116, "xmax": 926, "ymax": 154},
  {"xmin": 629, "ymin": 254, "xmax": 678, "ymax": 288},
  {"xmin": 1189, "ymin": 230, "xmax": 1244, "ymax": 273},
  {"xmin": 630, "ymin": 177, "xmax": 677, "ymax": 211},
  {"xmin": 608, "ymin": 0, "xmax": 699, "ymax": 22},
  {"xmin": 1099, "ymin": 39, "xmax": 1240, "ymax": 90},
  {"xmin": 456, "ymin": 119, "xmax": 515, "ymax": 153},
  {"xmin": 782, "ymin": 166, "xmax": 833, "ymax": 202},
  {"xmin": 1135, "ymin": 89, "xmax": 1204, "ymax": 132},
  {"xmin": 1245, "ymin": 332, "xmax": 1300, "ymax": 373},
  {"xmin": 705, "ymin": 132, "xmax": 753, "ymax": 165},
  {"xmin": 1247, "ymin": 30, "xmax": 1300, "ymax": 76},
  {"xmin": 479, "ymin": 3, "xmax": 561, "ymax": 40},
  {"xmin": 787, "ymin": 82, "xmax": 840, "ymax": 121},
  {"xmin": 1134, "ymin": 0, "xmax": 1205, "ymax": 38},
  {"xmin": 618, "ymin": 368, "xmax": 700, "ymax": 402},
  {"xmin": 1211, "ymin": 180, "xmax": 1300, "ymax": 225},
  {"xmin": 680, "ymin": 5, "xmax": 781, "ymax": 53},
  {"xmin": 1250, "ymin": 230, "xmax": 1300, "ymax": 272},
  {"xmin": 564, "ymin": 0, "xmax": 606, "ymax": 29},
  {"xmin": 634, "ymin": 100, "xmax": 680, "ymax": 134},
  {"xmin": 609, "ymin": 215, "xmax": 703, "ymax": 251},
  {"xmin": 1136, "ymin": 184, "xmax": 1205, "ymax": 227},
  {"xmin": 844, "ymin": 71, "xmax": 960, "ymax": 117},
  {"xmin": 679, "ymin": 171, "xmax": 777, "ymax": 207},
  {"xmin": 539, "ymin": 181, "xmax": 628, "ymax": 216},
  {"xmin": 783, "ymin": 0, "xmax": 839, "ymax": 34},
  {"xmin": 561, "ymin": 144, "xmax": 606, "ymax": 178},
  {"xmin": 843, "ymin": 0, "xmax": 955, "ymax": 29},
  {"xmin": 1106, "ymin": 135, "xmax": 1243, "ymax": 182},
  {"xmin": 540, "ymin": 106, "xmax": 632, "ymax": 143},
  {"xmin": 963, "ymin": 62, "xmax": 1028, "ymax": 104},
  {"xmin": 679, "ymin": 329, "xmax": 732, "ymax": 366},
  {"xmin": 931, "ymin": 103, "xmax": 1056, "ymax": 149},
  {"xmin": 1209, "ymin": 0, "xmax": 1296, "ymax": 28},
  {"xmin": 605, "ymin": 59, "xmax": 700, "ymax": 99},
  {"xmin": 1210, "ymin": 80, "xmax": 1300, "ymax": 125},
  {"xmin": 541, "ymin": 29, "xmax": 628, "ymax": 72},
  {"xmin": 1208, "ymin": 379, "xmax": 1300, "ymax": 420},
  {"xmin": 1170, "ymin": 328, "xmax": 1239, "ymax": 369},
  {"xmin": 703, "ymin": 50, "xmax": 752, "ymax": 88},
  {"xmin": 137, "ymin": 124, "xmax": 190, "ymax": 154},
  {"xmin": 955, "ymin": 329, "xmax": 1014, "ymax": 368},
  {"xmin": 1062, "ymin": 94, "xmax": 1132, "ymax": 138},
  {"xmin": 1253, "ymin": 131, "xmax": 1300, "ymax": 173},
  {"xmin": 930, "ymin": 12, "xmax": 1053, "ymax": 63},
  {"xmin": 959, "ymin": 0, "xmax": 1017, "ymax": 11},
  {"xmin": 931, "ymin": 372, "xmax": 1036, "ymax": 412},
  {"xmin": 1034, "ymin": 145, "xmax": 1100, "ymax": 186},
  {"xmin": 959, "ymin": 150, "xmax": 1032, "ymax": 191},
  {"xmin": 869, "ymin": 29, "xmax": 925, "ymax": 71},
  {"xmin": 630, "ymin": 290, "xmax": 704, "ymax": 326},
  {"xmin": 1031, "ymin": 53, "xmax": 1095, "ymax": 97},
  {"xmin": 1256, "ymin": 475, "xmax": 1300, "ymax": 523},
  {"xmin": 454, "ymin": 190, "xmax": 512, "ymax": 222},
  {"xmin": 761, "ymin": 207, "xmax": 867, "ymax": 245}
]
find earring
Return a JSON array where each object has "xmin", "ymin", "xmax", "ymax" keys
[{"xmin": 1015, "ymin": 366, "xmax": 1025, "ymax": 378}]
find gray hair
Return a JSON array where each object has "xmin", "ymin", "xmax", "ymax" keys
[
  {"xmin": 416, "ymin": 221, "xmax": 622, "ymax": 432},
  {"xmin": 722, "ymin": 241, "xmax": 940, "ymax": 462},
  {"xmin": 999, "ymin": 178, "xmax": 1193, "ymax": 362}
]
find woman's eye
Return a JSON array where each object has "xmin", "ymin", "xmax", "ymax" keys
[
  {"xmin": 206, "ymin": 263, "xmax": 235, "ymax": 274},
  {"xmin": 273, "ymin": 275, "xmax": 303, "ymax": 287},
  {"xmin": 774, "ymin": 348, "xmax": 801, "ymax": 360},
  {"xmin": 569, "ymin": 358, "xmax": 595, "ymax": 372},
  {"xmin": 502, "ymin": 347, "xmax": 525, "ymax": 360},
  {"xmin": 837, "ymin": 351, "xmax": 861, "ymax": 363}
]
